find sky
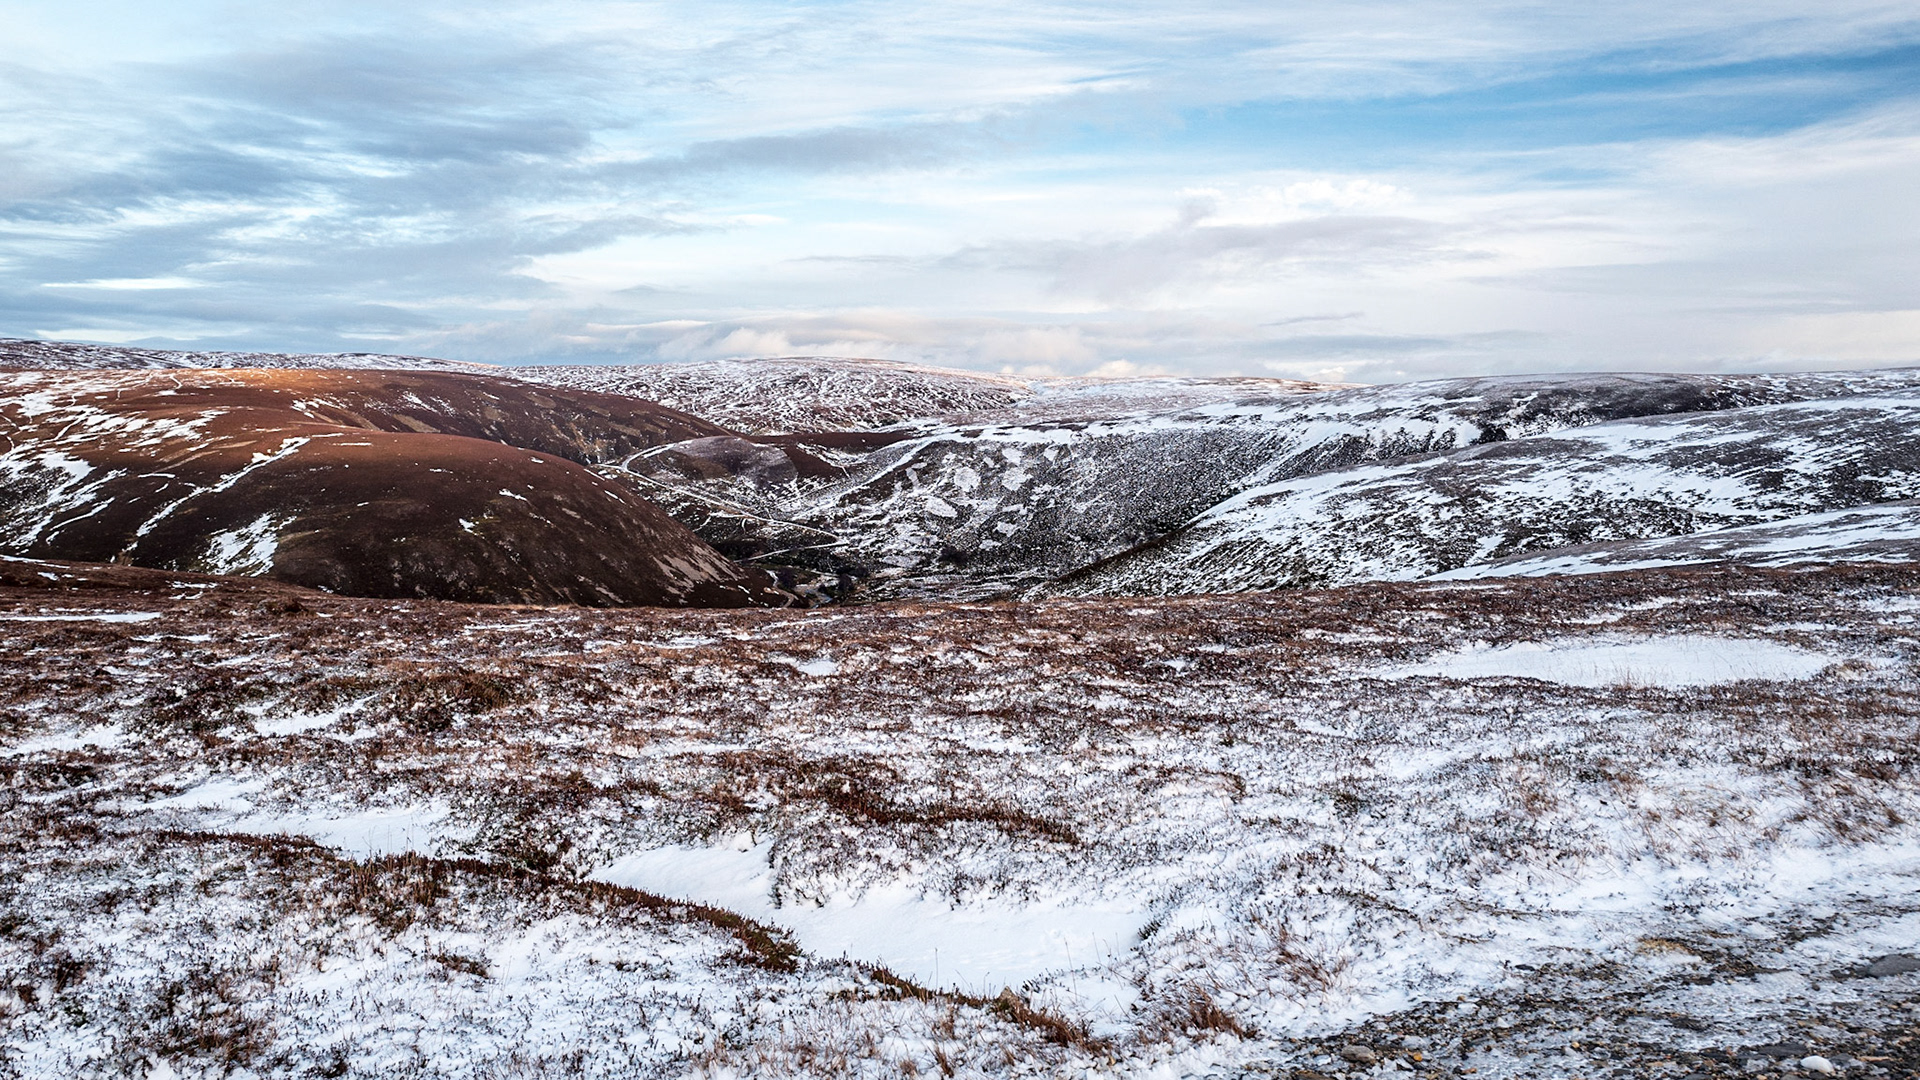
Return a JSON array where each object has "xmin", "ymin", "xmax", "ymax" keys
[{"xmin": 3, "ymin": 1, "xmax": 1918, "ymax": 382}]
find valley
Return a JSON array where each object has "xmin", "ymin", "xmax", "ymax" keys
[{"xmin": 2, "ymin": 341, "xmax": 1917, "ymax": 1078}]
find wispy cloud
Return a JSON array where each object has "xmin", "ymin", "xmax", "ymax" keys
[
  {"xmin": 941, "ymin": 208, "xmax": 1463, "ymax": 303},
  {"xmin": 0, "ymin": 1, "xmax": 1916, "ymax": 374}
]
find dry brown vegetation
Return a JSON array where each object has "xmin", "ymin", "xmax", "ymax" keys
[
  {"xmin": 0, "ymin": 369, "xmax": 797, "ymax": 606},
  {"xmin": 2, "ymin": 558, "xmax": 1918, "ymax": 1076}
]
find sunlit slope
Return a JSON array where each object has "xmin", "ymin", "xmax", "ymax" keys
[{"xmin": 0, "ymin": 369, "xmax": 786, "ymax": 606}]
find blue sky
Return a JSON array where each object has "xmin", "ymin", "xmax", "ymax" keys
[{"xmin": 3, "ymin": 1, "xmax": 1917, "ymax": 380}]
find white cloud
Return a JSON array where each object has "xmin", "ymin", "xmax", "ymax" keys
[
  {"xmin": 1749, "ymin": 310, "xmax": 1920, "ymax": 363},
  {"xmin": 1, "ymin": 1, "xmax": 1916, "ymax": 377},
  {"xmin": 40, "ymin": 277, "xmax": 203, "ymax": 290},
  {"xmin": 658, "ymin": 326, "xmax": 795, "ymax": 360}
]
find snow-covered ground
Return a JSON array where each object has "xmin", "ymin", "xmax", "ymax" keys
[
  {"xmin": 1430, "ymin": 501, "xmax": 1920, "ymax": 581},
  {"xmin": 3, "ymin": 560, "xmax": 1917, "ymax": 1077},
  {"xmin": 599, "ymin": 843, "xmax": 1148, "ymax": 998}
]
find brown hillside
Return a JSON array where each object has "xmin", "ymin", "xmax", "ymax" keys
[{"xmin": 0, "ymin": 369, "xmax": 789, "ymax": 606}]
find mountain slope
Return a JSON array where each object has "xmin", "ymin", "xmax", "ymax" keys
[
  {"xmin": 0, "ymin": 369, "xmax": 786, "ymax": 606},
  {"xmin": 511, "ymin": 356, "xmax": 1032, "ymax": 434},
  {"xmin": 783, "ymin": 369, "xmax": 1920, "ymax": 599},
  {"xmin": 1054, "ymin": 389, "xmax": 1920, "ymax": 597},
  {"xmin": 502, "ymin": 356, "xmax": 1334, "ymax": 434},
  {"xmin": 0, "ymin": 336, "xmax": 485, "ymax": 373},
  {"xmin": 15, "ymin": 339, "xmax": 1920, "ymax": 602},
  {"xmin": 1425, "ymin": 500, "xmax": 1920, "ymax": 580}
]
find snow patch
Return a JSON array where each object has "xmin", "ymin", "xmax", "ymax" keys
[
  {"xmin": 202, "ymin": 513, "xmax": 281, "ymax": 575},
  {"xmin": 229, "ymin": 803, "xmax": 457, "ymax": 859},
  {"xmin": 3, "ymin": 724, "xmax": 127, "ymax": 756},
  {"xmin": 596, "ymin": 843, "xmax": 1147, "ymax": 996},
  {"xmin": 1378, "ymin": 634, "xmax": 1838, "ymax": 687},
  {"xmin": 133, "ymin": 779, "xmax": 459, "ymax": 858},
  {"xmin": 251, "ymin": 696, "xmax": 371, "ymax": 737}
]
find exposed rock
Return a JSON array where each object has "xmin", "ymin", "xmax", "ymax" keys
[{"xmin": 1861, "ymin": 953, "xmax": 1920, "ymax": 977}]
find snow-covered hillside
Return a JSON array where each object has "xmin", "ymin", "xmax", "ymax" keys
[
  {"xmin": 509, "ymin": 357, "xmax": 1032, "ymax": 434},
  {"xmin": 778, "ymin": 369, "xmax": 1920, "ymax": 600},
  {"xmin": 503, "ymin": 357, "xmax": 1330, "ymax": 435},
  {"xmin": 0, "ymin": 368, "xmax": 785, "ymax": 606},
  {"xmin": 1053, "ymin": 389, "xmax": 1920, "ymax": 597},
  {"xmin": 1429, "ymin": 501, "xmax": 1920, "ymax": 581},
  {"xmin": 0, "ymin": 337, "xmax": 487, "ymax": 372}
]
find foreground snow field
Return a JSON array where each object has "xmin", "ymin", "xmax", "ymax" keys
[{"xmin": 3, "ymin": 557, "xmax": 1917, "ymax": 1078}]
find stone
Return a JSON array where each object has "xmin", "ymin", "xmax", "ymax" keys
[
  {"xmin": 1339, "ymin": 1044, "xmax": 1378, "ymax": 1066},
  {"xmin": 1862, "ymin": 953, "xmax": 1920, "ymax": 977}
]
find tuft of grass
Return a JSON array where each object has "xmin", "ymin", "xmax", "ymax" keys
[
  {"xmin": 134, "ymin": 672, "xmax": 271, "ymax": 736},
  {"xmin": 429, "ymin": 951, "xmax": 489, "ymax": 979},
  {"xmin": 1169, "ymin": 986, "xmax": 1254, "ymax": 1039},
  {"xmin": 851, "ymin": 964, "xmax": 1106, "ymax": 1051},
  {"xmin": 386, "ymin": 668, "xmax": 519, "ymax": 733}
]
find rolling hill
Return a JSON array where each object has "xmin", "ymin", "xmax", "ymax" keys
[
  {"xmin": 0, "ymin": 368, "xmax": 788, "ymax": 606},
  {"xmin": 12, "ymin": 338, "xmax": 1920, "ymax": 604}
]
